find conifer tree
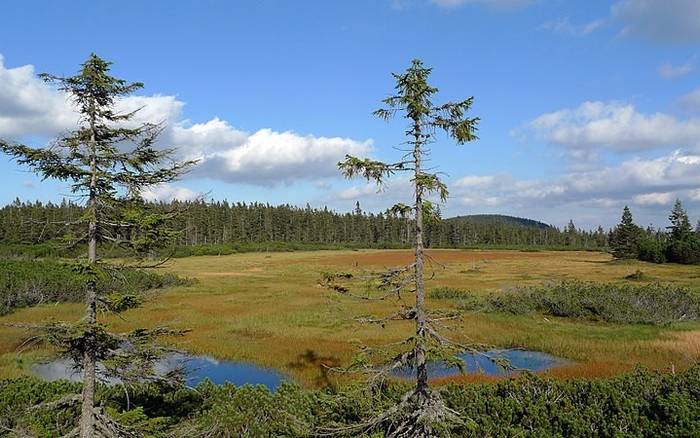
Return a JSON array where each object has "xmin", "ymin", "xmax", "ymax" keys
[
  {"xmin": 611, "ymin": 206, "xmax": 641, "ymax": 259},
  {"xmin": 324, "ymin": 59, "xmax": 479, "ymax": 436},
  {"xmin": 0, "ymin": 54, "xmax": 195, "ymax": 438},
  {"xmin": 666, "ymin": 199, "xmax": 700, "ymax": 264},
  {"xmin": 389, "ymin": 202, "xmax": 412, "ymax": 244},
  {"xmin": 668, "ymin": 199, "xmax": 693, "ymax": 241}
]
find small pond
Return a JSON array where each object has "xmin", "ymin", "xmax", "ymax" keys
[
  {"xmin": 33, "ymin": 349, "xmax": 567, "ymax": 388},
  {"xmin": 32, "ymin": 353, "xmax": 287, "ymax": 391},
  {"xmin": 392, "ymin": 349, "xmax": 568, "ymax": 379}
]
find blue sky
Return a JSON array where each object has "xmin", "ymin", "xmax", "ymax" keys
[{"xmin": 1, "ymin": 0, "xmax": 700, "ymax": 229}]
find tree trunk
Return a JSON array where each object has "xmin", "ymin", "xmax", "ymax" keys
[
  {"xmin": 80, "ymin": 119, "xmax": 98, "ymax": 438},
  {"xmin": 413, "ymin": 129, "xmax": 428, "ymax": 400}
]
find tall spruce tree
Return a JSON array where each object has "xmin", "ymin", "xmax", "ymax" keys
[
  {"xmin": 611, "ymin": 206, "xmax": 641, "ymax": 259},
  {"xmin": 668, "ymin": 199, "xmax": 693, "ymax": 241},
  {"xmin": 666, "ymin": 199, "xmax": 700, "ymax": 264},
  {"xmin": 0, "ymin": 54, "xmax": 195, "ymax": 438},
  {"xmin": 323, "ymin": 59, "xmax": 479, "ymax": 436}
]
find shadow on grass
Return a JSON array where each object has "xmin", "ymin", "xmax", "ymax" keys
[{"xmin": 288, "ymin": 349, "xmax": 341, "ymax": 388}]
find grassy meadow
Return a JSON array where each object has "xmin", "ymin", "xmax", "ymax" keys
[{"xmin": 1, "ymin": 249, "xmax": 699, "ymax": 387}]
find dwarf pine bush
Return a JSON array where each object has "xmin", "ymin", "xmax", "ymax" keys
[
  {"xmin": 0, "ymin": 259, "xmax": 191, "ymax": 315},
  {"xmin": 485, "ymin": 281, "xmax": 700, "ymax": 325},
  {"xmin": 2, "ymin": 366, "xmax": 700, "ymax": 437}
]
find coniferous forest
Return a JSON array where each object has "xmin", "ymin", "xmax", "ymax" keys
[
  {"xmin": 0, "ymin": 198, "xmax": 609, "ymax": 251},
  {"xmin": 4, "ymin": 198, "xmax": 700, "ymax": 260}
]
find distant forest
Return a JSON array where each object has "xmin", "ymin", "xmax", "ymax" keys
[{"xmin": 0, "ymin": 198, "xmax": 608, "ymax": 250}]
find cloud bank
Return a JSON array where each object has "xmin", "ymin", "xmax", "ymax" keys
[
  {"xmin": 528, "ymin": 101, "xmax": 700, "ymax": 153},
  {"xmin": 0, "ymin": 56, "xmax": 372, "ymax": 191}
]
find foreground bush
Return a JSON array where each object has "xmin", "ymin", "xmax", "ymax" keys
[
  {"xmin": 484, "ymin": 281, "xmax": 700, "ymax": 325},
  {"xmin": 1, "ymin": 366, "xmax": 699, "ymax": 437},
  {"xmin": 0, "ymin": 259, "xmax": 191, "ymax": 315}
]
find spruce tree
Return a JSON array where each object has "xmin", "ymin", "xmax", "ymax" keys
[
  {"xmin": 668, "ymin": 199, "xmax": 693, "ymax": 241},
  {"xmin": 0, "ymin": 54, "xmax": 195, "ymax": 437},
  {"xmin": 611, "ymin": 206, "xmax": 641, "ymax": 259},
  {"xmin": 666, "ymin": 199, "xmax": 700, "ymax": 264},
  {"xmin": 324, "ymin": 59, "xmax": 479, "ymax": 436}
]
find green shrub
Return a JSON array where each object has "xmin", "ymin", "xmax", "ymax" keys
[
  {"xmin": 637, "ymin": 237, "xmax": 666, "ymax": 263},
  {"xmin": 0, "ymin": 260, "xmax": 192, "ymax": 315},
  {"xmin": 0, "ymin": 377, "xmax": 80, "ymax": 437},
  {"xmin": 429, "ymin": 287, "xmax": 470, "ymax": 299},
  {"xmin": 485, "ymin": 281, "xmax": 700, "ymax": 325},
  {"xmin": 3, "ymin": 366, "xmax": 700, "ymax": 437}
]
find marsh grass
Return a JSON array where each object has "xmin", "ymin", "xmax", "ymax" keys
[{"xmin": 0, "ymin": 249, "xmax": 699, "ymax": 386}]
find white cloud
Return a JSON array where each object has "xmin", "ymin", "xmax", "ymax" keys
[
  {"xmin": 528, "ymin": 101, "xmax": 700, "ymax": 152},
  {"xmin": 337, "ymin": 185, "xmax": 382, "ymax": 201},
  {"xmin": 541, "ymin": 17, "xmax": 605, "ymax": 36},
  {"xmin": 327, "ymin": 150, "xmax": 700, "ymax": 227},
  {"xmin": 190, "ymin": 128, "xmax": 372, "ymax": 185},
  {"xmin": 0, "ymin": 56, "xmax": 372, "ymax": 187},
  {"xmin": 141, "ymin": 183, "xmax": 199, "ymax": 202},
  {"xmin": 449, "ymin": 150, "xmax": 700, "ymax": 226},
  {"xmin": 633, "ymin": 192, "xmax": 675, "ymax": 205},
  {"xmin": 657, "ymin": 60, "xmax": 694, "ymax": 78},
  {"xmin": 453, "ymin": 175, "xmax": 499, "ymax": 188},
  {"xmin": 612, "ymin": 0, "xmax": 700, "ymax": 43},
  {"xmin": 0, "ymin": 55, "xmax": 77, "ymax": 137}
]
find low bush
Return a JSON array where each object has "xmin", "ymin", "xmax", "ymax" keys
[
  {"xmin": 2, "ymin": 365, "xmax": 700, "ymax": 437},
  {"xmin": 485, "ymin": 281, "xmax": 700, "ymax": 325},
  {"xmin": 0, "ymin": 259, "xmax": 192, "ymax": 315},
  {"xmin": 429, "ymin": 287, "xmax": 470, "ymax": 299}
]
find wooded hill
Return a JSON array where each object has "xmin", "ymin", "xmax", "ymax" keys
[
  {"xmin": 0, "ymin": 199, "xmax": 607, "ymax": 250},
  {"xmin": 447, "ymin": 214, "xmax": 551, "ymax": 230}
]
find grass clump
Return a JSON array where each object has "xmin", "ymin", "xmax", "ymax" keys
[{"xmin": 485, "ymin": 281, "xmax": 700, "ymax": 325}]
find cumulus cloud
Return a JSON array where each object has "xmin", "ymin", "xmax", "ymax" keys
[
  {"xmin": 541, "ymin": 17, "xmax": 606, "ymax": 36},
  {"xmin": 0, "ymin": 55, "xmax": 77, "ymax": 137},
  {"xmin": 189, "ymin": 128, "xmax": 372, "ymax": 185},
  {"xmin": 450, "ymin": 150, "xmax": 700, "ymax": 224},
  {"xmin": 141, "ymin": 183, "xmax": 200, "ymax": 202},
  {"xmin": 0, "ymin": 56, "xmax": 372, "ymax": 187},
  {"xmin": 322, "ymin": 149, "xmax": 700, "ymax": 227},
  {"xmin": 528, "ymin": 101, "xmax": 700, "ymax": 153},
  {"xmin": 633, "ymin": 192, "xmax": 675, "ymax": 206},
  {"xmin": 612, "ymin": 0, "xmax": 700, "ymax": 43},
  {"xmin": 453, "ymin": 175, "xmax": 500, "ymax": 188}
]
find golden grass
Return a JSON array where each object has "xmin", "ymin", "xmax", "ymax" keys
[{"xmin": 1, "ymin": 249, "xmax": 699, "ymax": 386}]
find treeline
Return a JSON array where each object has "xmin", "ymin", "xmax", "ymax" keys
[
  {"xmin": 611, "ymin": 200, "xmax": 700, "ymax": 264},
  {"xmin": 0, "ymin": 199, "xmax": 606, "ymax": 250}
]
